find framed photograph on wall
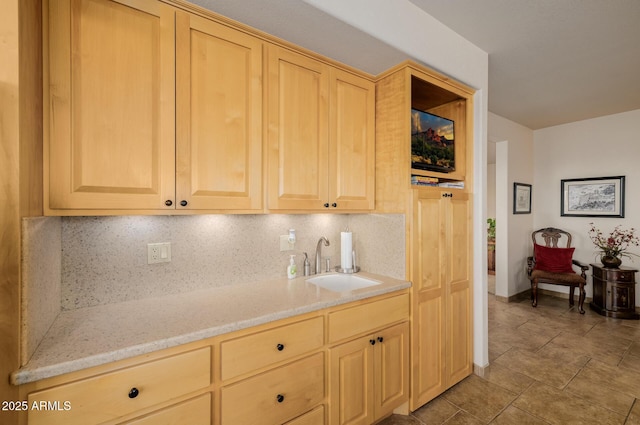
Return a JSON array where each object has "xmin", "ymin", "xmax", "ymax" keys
[
  {"xmin": 560, "ymin": 176, "xmax": 625, "ymax": 217},
  {"xmin": 513, "ymin": 182, "xmax": 532, "ymax": 214}
]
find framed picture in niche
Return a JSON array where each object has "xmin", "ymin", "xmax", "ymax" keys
[
  {"xmin": 513, "ymin": 182, "xmax": 532, "ymax": 214},
  {"xmin": 561, "ymin": 176, "xmax": 625, "ymax": 217}
]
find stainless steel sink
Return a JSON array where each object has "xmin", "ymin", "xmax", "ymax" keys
[{"xmin": 306, "ymin": 273, "xmax": 381, "ymax": 292}]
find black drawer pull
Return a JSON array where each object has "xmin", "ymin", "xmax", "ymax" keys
[
  {"xmin": 165, "ymin": 200, "xmax": 173, "ymax": 206},
  {"xmin": 180, "ymin": 200, "xmax": 188, "ymax": 207},
  {"xmin": 276, "ymin": 394, "xmax": 285, "ymax": 403},
  {"xmin": 377, "ymin": 336, "xmax": 384, "ymax": 343},
  {"xmin": 369, "ymin": 339, "xmax": 376, "ymax": 345},
  {"xmin": 128, "ymin": 387, "xmax": 139, "ymax": 399},
  {"xmin": 276, "ymin": 343, "xmax": 285, "ymax": 351}
]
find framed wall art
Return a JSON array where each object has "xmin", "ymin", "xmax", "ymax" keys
[
  {"xmin": 513, "ymin": 182, "xmax": 532, "ymax": 214},
  {"xmin": 560, "ymin": 176, "xmax": 625, "ymax": 217}
]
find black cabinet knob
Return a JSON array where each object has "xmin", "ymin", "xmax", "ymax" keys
[
  {"xmin": 324, "ymin": 203, "xmax": 330, "ymax": 208},
  {"xmin": 377, "ymin": 336, "xmax": 384, "ymax": 343},
  {"xmin": 276, "ymin": 343, "xmax": 284, "ymax": 351},
  {"xmin": 180, "ymin": 200, "xmax": 188, "ymax": 207},
  {"xmin": 331, "ymin": 203, "xmax": 337, "ymax": 208},
  {"xmin": 128, "ymin": 388, "xmax": 139, "ymax": 399},
  {"xmin": 165, "ymin": 200, "xmax": 173, "ymax": 206},
  {"xmin": 276, "ymin": 394, "xmax": 285, "ymax": 403},
  {"xmin": 369, "ymin": 339, "xmax": 376, "ymax": 345}
]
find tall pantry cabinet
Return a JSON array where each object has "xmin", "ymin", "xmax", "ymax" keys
[{"xmin": 375, "ymin": 62, "xmax": 475, "ymax": 410}]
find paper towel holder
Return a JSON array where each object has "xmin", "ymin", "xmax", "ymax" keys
[
  {"xmin": 334, "ymin": 265, "xmax": 360, "ymax": 274},
  {"xmin": 335, "ymin": 250, "xmax": 359, "ymax": 274}
]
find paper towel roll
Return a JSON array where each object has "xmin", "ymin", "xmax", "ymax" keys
[{"xmin": 341, "ymin": 231, "xmax": 353, "ymax": 270}]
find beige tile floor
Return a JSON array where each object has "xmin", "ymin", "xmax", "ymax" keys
[{"xmin": 379, "ymin": 291, "xmax": 640, "ymax": 424}]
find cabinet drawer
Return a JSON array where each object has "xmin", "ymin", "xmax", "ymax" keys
[
  {"xmin": 285, "ymin": 405, "xmax": 325, "ymax": 425},
  {"xmin": 607, "ymin": 270, "xmax": 635, "ymax": 282},
  {"xmin": 221, "ymin": 316, "xmax": 323, "ymax": 380},
  {"xmin": 221, "ymin": 353, "xmax": 324, "ymax": 425},
  {"xmin": 594, "ymin": 267, "xmax": 636, "ymax": 283},
  {"xmin": 28, "ymin": 347, "xmax": 211, "ymax": 425},
  {"xmin": 328, "ymin": 293, "xmax": 409, "ymax": 343},
  {"xmin": 123, "ymin": 393, "xmax": 211, "ymax": 425}
]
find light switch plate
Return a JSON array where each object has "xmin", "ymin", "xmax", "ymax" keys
[{"xmin": 148, "ymin": 242, "xmax": 171, "ymax": 264}]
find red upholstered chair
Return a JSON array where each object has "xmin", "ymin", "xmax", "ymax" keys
[{"xmin": 527, "ymin": 228, "xmax": 589, "ymax": 314}]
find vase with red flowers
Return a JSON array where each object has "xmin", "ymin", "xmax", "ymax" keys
[{"xmin": 588, "ymin": 223, "xmax": 640, "ymax": 268}]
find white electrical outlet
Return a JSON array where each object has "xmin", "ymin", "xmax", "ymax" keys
[
  {"xmin": 280, "ymin": 235, "xmax": 295, "ymax": 251},
  {"xmin": 148, "ymin": 242, "xmax": 171, "ymax": 264}
]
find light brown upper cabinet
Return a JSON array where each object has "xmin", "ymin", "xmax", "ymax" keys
[
  {"xmin": 46, "ymin": 0, "xmax": 263, "ymax": 214},
  {"xmin": 46, "ymin": 0, "xmax": 176, "ymax": 212},
  {"xmin": 175, "ymin": 11, "xmax": 263, "ymax": 211},
  {"xmin": 267, "ymin": 45, "xmax": 375, "ymax": 211}
]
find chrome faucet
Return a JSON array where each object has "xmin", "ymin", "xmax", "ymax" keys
[{"xmin": 315, "ymin": 237, "xmax": 330, "ymax": 274}]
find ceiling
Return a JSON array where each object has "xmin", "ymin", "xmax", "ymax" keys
[{"xmin": 191, "ymin": 0, "xmax": 640, "ymax": 130}]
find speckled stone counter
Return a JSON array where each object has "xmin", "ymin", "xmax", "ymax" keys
[{"xmin": 12, "ymin": 272, "xmax": 410, "ymax": 385}]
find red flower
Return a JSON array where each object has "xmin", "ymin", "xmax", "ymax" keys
[{"xmin": 589, "ymin": 223, "xmax": 640, "ymax": 260}]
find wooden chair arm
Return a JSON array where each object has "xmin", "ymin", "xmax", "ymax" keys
[
  {"xmin": 572, "ymin": 259, "xmax": 589, "ymax": 279},
  {"xmin": 572, "ymin": 259, "xmax": 588, "ymax": 270}
]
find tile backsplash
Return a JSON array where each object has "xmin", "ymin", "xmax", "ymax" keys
[{"xmin": 59, "ymin": 214, "xmax": 406, "ymax": 310}]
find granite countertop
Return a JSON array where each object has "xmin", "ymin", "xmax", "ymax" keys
[{"xmin": 12, "ymin": 272, "xmax": 410, "ymax": 385}]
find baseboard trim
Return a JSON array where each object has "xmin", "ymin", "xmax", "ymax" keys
[
  {"xmin": 495, "ymin": 290, "xmax": 529, "ymax": 303},
  {"xmin": 473, "ymin": 363, "xmax": 489, "ymax": 378},
  {"xmin": 495, "ymin": 288, "xmax": 593, "ymax": 304}
]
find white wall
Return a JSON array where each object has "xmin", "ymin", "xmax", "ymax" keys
[
  {"xmin": 489, "ymin": 113, "xmax": 534, "ymax": 298},
  {"xmin": 533, "ymin": 109, "xmax": 640, "ymax": 302}
]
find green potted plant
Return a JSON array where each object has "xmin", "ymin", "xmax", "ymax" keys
[
  {"xmin": 487, "ymin": 218, "xmax": 496, "ymax": 243},
  {"xmin": 487, "ymin": 218, "xmax": 496, "ymax": 272}
]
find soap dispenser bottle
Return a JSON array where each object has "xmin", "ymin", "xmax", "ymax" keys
[{"xmin": 287, "ymin": 255, "xmax": 297, "ymax": 279}]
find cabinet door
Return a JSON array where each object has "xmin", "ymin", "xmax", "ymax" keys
[
  {"xmin": 445, "ymin": 192, "xmax": 473, "ymax": 386},
  {"xmin": 329, "ymin": 337, "xmax": 374, "ymax": 425},
  {"xmin": 47, "ymin": 0, "xmax": 176, "ymax": 210},
  {"xmin": 175, "ymin": 12, "xmax": 263, "ymax": 210},
  {"xmin": 374, "ymin": 322, "xmax": 409, "ymax": 419},
  {"xmin": 411, "ymin": 190, "xmax": 447, "ymax": 409},
  {"xmin": 267, "ymin": 45, "xmax": 330, "ymax": 210},
  {"xmin": 410, "ymin": 190, "xmax": 472, "ymax": 408},
  {"xmin": 329, "ymin": 69, "xmax": 375, "ymax": 210}
]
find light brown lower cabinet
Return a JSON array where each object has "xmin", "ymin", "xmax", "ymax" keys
[
  {"xmin": 328, "ymin": 322, "xmax": 409, "ymax": 425},
  {"xmin": 21, "ymin": 291, "xmax": 409, "ymax": 425}
]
